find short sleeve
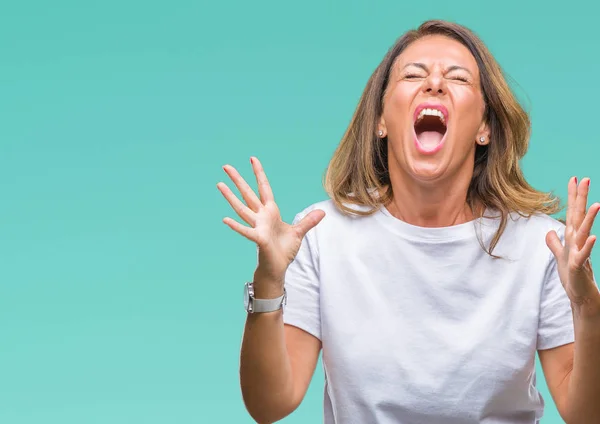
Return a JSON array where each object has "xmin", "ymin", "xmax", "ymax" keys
[
  {"xmin": 282, "ymin": 212, "xmax": 321, "ymax": 341},
  {"xmin": 537, "ymin": 226, "xmax": 574, "ymax": 350}
]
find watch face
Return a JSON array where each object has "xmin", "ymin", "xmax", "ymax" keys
[
  {"xmin": 243, "ymin": 283, "xmax": 250, "ymax": 311},
  {"xmin": 243, "ymin": 282, "xmax": 254, "ymax": 312}
]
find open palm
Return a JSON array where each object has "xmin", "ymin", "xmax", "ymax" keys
[
  {"xmin": 217, "ymin": 157, "xmax": 325, "ymax": 284},
  {"xmin": 546, "ymin": 177, "xmax": 600, "ymax": 307}
]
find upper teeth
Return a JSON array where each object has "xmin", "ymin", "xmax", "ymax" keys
[{"xmin": 417, "ymin": 108, "xmax": 446, "ymax": 124}]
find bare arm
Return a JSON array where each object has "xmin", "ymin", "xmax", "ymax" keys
[
  {"xmin": 544, "ymin": 177, "xmax": 600, "ymax": 422},
  {"xmin": 538, "ymin": 343, "xmax": 573, "ymax": 421},
  {"xmin": 540, "ymin": 306, "xmax": 600, "ymax": 424},
  {"xmin": 240, "ymin": 297, "xmax": 321, "ymax": 423},
  {"xmin": 217, "ymin": 157, "xmax": 325, "ymax": 423},
  {"xmin": 566, "ymin": 307, "xmax": 600, "ymax": 423}
]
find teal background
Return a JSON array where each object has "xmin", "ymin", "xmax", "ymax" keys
[{"xmin": 1, "ymin": 1, "xmax": 598, "ymax": 423}]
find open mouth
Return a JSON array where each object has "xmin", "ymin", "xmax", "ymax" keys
[{"xmin": 413, "ymin": 107, "xmax": 448, "ymax": 153}]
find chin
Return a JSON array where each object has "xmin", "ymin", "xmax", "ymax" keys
[
  {"xmin": 399, "ymin": 133, "xmax": 451, "ymax": 182},
  {"xmin": 407, "ymin": 161, "xmax": 450, "ymax": 183}
]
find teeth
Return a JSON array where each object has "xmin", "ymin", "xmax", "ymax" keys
[{"xmin": 416, "ymin": 108, "xmax": 446, "ymax": 124}]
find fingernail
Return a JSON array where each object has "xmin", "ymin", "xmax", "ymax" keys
[
  {"xmin": 575, "ymin": 177, "xmax": 578, "ymax": 184},
  {"xmin": 588, "ymin": 179, "xmax": 591, "ymax": 187},
  {"xmin": 250, "ymin": 157, "xmax": 254, "ymax": 164}
]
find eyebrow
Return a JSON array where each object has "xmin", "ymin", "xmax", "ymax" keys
[{"xmin": 402, "ymin": 62, "xmax": 473, "ymax": 75}]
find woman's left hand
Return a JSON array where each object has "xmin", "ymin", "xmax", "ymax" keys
[{"xmin": 546, "ymin": 177, "xmax": 600, "ymax": 313}]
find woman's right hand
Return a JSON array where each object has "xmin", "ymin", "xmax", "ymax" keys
[{"xmin": 217, "ymin": 157, "xmax": 325, "ymax": 294}]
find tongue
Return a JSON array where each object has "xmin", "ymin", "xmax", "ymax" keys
[{"xmin": 417, "ymin": 131, "xmax": 444, "ymax": 150}]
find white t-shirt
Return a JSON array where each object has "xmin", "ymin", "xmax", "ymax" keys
[{"xmin": 283, "ymin": 199, "xmax": 574, "ymax": 424}]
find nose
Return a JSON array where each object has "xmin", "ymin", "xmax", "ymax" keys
[{"xmin": 423, "ymin": 73, "xmax": 445, "ymax": 95}]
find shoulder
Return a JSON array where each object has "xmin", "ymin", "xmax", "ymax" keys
[
  {"xmin": 292, "ymin": 198, "xmax": 375, "ymax": 223},
  {"xmin": 505, "ymin": 211, "xmax": 565, "ymax": 236},
  {"xmin": 492, "ymin": 211, "xmax": 566, "ymax": 260},
  {"xmin": 292, "ymin": 199, "xmax": 338, "ymax": 221},
  {"xmin": 291, "ymin": 198, "xmax": 380, "ymax": 248}
]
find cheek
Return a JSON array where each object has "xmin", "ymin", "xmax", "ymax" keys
[
  {"xmin": 391, "ymin": 83, "xmax": 416, "ymax": 108},
  {"xmin": 384, "ymin": 84, "xmax": 415, "ymax": 128},
  {"xmin": 452, "ymin": 87, "xmax": 480, "ymax": 107},
  {"xmin": 452, "ymin": 91, "xmax": 485, "ymax": 130}
]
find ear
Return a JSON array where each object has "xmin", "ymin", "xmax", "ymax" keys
[
  {"xmin": 476, "ymin": 121, "xmax": 490, "ymax": 146},
  {"xmin": 377, "ymin": 116, "xmax": 387, "ymax": 138}
]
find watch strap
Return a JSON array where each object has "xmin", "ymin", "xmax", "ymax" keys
[{"xmin": 252, "ymin": 290, "xmax": 286, "ymax": 313}]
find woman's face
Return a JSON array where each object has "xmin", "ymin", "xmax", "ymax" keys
[{"xmin": 379, "ymin": 35, "xmax": 489, "ymax": 184}]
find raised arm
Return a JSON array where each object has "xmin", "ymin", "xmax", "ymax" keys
[{"xmin": 217, "ymin": 157, "xmax": 324, "ymax": 423}]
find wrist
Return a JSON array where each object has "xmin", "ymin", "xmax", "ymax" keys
[
  {"xmin": 253, "ymin": 269, "xmax": 285, "ymax": 299},
  {"xmin": 571, "ymin": 290, "xmax": 600, "ymax": 321},
  {"xmin": 244, "ymin": 280, "xmax": 287, "ymax": 314}
]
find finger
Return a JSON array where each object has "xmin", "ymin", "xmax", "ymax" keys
[
  {"xmin": 217, "ymin": 182, "xmax": 256, "ymax": 226},
  {"xmin": 566, "ymin": 176, "xmax": 578, "ymax": 229},
  {"xmin": 546, "ymin": 230, "xmax": 565, "ymax": 260},
  {"xmin": 575, "ymin": 202, "xmax": 600, "ymax": 248},
  {"xmin": 223, "ymin": 165, "xmax": 262, "ymax": 211},
  {"xmin": 223, "ymin": 217, "xmax": 257, "ymax": 242},
  {"xmin": 573, "ymin": 177, "xmax": 591, "ymax": 230},
  {"xmin": 250, "ymin": 157, "xmax": 275, "ymax": 204},
  {"xmin": 574, "ymin": 235, "xmax": 597, "ymax": 269},
  {"xmin": 294, "ymin": 210, "xmax": 326, "ymax": 238}
]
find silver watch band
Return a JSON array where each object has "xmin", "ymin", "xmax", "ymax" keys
[
  {"xmin": 252, "ymin": 292, "xmax": 286, "ymax": 313},
  {"xmin": 244, "ymin": 282, "xmax": 286, "ymax": 313}
]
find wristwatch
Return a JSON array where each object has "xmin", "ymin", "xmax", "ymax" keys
[{"xmin": 243, "ymin": 282, "xmax": 287, "ymax": 313}]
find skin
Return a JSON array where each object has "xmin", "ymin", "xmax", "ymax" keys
[
  {"xmin": 543, "ymin": 176, "xmax": 600, "ymax": 422},
  {"xmin": 217, "ymin": 35, "xmax": 600, "ymax": 423},
  {"xmin": 378, "ymin": 35, "xmax": 490, "ymax": 227},
  {"xmin": 217, "ymin": 158, "xmax": 323, "ymax": 423}
]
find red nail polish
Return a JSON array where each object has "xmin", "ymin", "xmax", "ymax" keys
[
  {"xmin": 588, "ymin": 179, "xmax": 591, "ymax": 187},
  {"xmin": 575, "ymin": 177, "xmax": 578, "ymax": 184}
]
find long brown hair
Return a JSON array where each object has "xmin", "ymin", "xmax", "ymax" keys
[{"xmin": 323, "ymin": 20, "xmax": 561, "ymax": 256}]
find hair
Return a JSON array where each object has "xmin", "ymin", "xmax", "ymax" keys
[{"xmin": 323, "ymin": 19, "xmax": 561, "ymax": 257}]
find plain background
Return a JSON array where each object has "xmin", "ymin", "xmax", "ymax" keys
[{"xmin": 1, "ymin": 0, "xmax": 598, "ymax": 422}]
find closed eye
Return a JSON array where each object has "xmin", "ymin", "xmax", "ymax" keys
[
  {"xmin": 450, "ymin": 76, "xmax": 470, "ymax": 83},
  {"xmin": 404, "ymin": 73, "xmax": 424, "ymax": 79}
]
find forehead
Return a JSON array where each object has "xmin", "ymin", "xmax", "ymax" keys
[{"xmin": 395, "ymin": 35, "xmax": 479, "ymax": 72}]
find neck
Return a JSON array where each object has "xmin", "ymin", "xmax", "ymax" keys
[{"xmin": 385, "ymin": 167, "xmax": 476, "ymax": 228}]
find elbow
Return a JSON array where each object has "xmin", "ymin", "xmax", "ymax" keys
[
  {"xmin": 241, "ymin": 386, "xmax": 297, "ymax": 424},
  {"xmin": 562, "ymin": 409, "xmax": 600, "ymax": 424},
  {"xmin": 245, "ymin": 409, "xmax": 273, "ymax": 424},
  {"xmin": 243, "ymin": 401, "xmax": 275, "ymax": 424},
  {"xmin": 563, "ymin": 415, "xmax": 600, "ymax": 424},
  {"xmin": 243, "ymin": 402, "xmax": 291, "ymax": 424},
  {"xmin": 561, "ymin": 397, "xmax": 600, "ymax": 424}
]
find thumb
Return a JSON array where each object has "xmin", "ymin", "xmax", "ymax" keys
[
  {"xmin": 294, "ymin": 210, "xmax": 326, "ymax": 238},
  {"xmin": 546, "ymin": 230, "xmax": 564, "ymax": 259}
]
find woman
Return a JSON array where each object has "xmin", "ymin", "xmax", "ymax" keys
[{"xmin": 217, "ymin": 20, "xmax": 600, "ymax": 423}]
